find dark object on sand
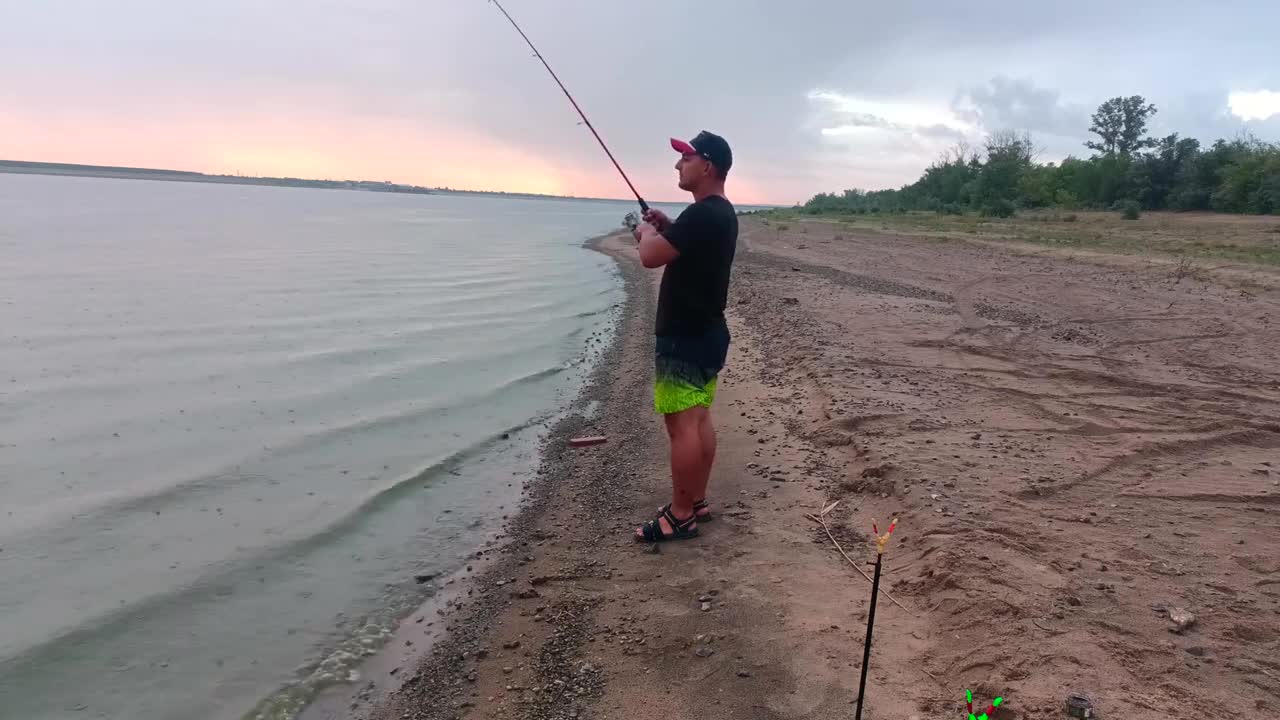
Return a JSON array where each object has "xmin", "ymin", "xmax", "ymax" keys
[
  {"xmin": 568, "ymin": 436, "xmax": 608, "ymax": 448},
  {"xmin": 489, "ymin": 0, "xmax": 649, "ymax": 213},
  {"xmin": 1066, "ymin": 692, "xmax": 1096, "ymax": 718},
  {"xmin": 854, "ymin": 518, "xmax": 897, "ymax": 720}
]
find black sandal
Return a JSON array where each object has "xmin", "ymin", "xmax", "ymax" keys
[
  {"xmin": 655, "ymin": 499, "xmax": 713, "ymax": 522},
  {"xmin": 635, "ymin": 506, "xmax": 699, "ymax": 543}
]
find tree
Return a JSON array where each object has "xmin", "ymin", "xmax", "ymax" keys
[
  {"xmin": 1018, "ymin": 163, "xmax": 1059, "ymax": 208},
  {"xmin": 914, "ymin": 141, "xmax": 980, "ymax": 207},
  {"xmin": 797, "ymin": 91, "xmax": 1278, "ymax": 217},
  {"xmin": 1211, "ymin": 136, "xmax": 1280, "ymax": 214},
  {"xmin": 1086, "ymin": 96, "xmax": 1158, "ymax": 156},
  {"xmin": 1132, "ymin": 133, "xmax": 1200, "ymax": 209},
  {"xmin": 977, "ymin": 130, "xmax": 1036, "ymax": 212}
]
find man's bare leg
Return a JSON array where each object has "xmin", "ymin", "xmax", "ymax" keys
[
  {"xmin": 693, "ymin": 408, "xmax": 716, "ymax": 507},
  {"xmin": 664, "ymin": 406, "xmax": 706, "ymax": 520},
  {"xmin": 636, "ymin": 406, "xmax": 708, "ymax": 539}
]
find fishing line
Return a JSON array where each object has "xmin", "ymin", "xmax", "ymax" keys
[{"xmin": 489, "ymin": 0, "xmax": 649, "ymax": 212}]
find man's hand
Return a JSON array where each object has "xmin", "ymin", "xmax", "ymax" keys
[
  {"xmin": 635, "ymin": 222, "xmax": 680, "ymax": 268},
  {"xmin": 633, "ymin": 222, "xmax": 656, "ymax": 244},
  {"xmin": 642, "ymin": 208, "xmax": 672, "ymax": 233}
]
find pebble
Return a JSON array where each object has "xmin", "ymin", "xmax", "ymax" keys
[
  {"xmin": 1168, "ymin": 607, "xmax": 1197, "ymax": 634},
  {"xmin": 700, "ymin": 602, "xmax": 713, "ymax": 612},
  {"xmin": 737, "ymin": 670, "xmax": 753, "ymax": 678},
  {"xmin": 695, "ymin": 647, "xmax": 715, "ymax": 658}
]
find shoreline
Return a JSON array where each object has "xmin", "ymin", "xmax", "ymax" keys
[
  {"xmin": 301, "ymin": 230, "xmax": 650, "ymax": 720},
  {"xmin": 358, "ymin": 216, "xmax": 1280, "ymax": 720},
  {"xmin": 0, "ymin": 160, "xmax": 435, "ymax": 195}
]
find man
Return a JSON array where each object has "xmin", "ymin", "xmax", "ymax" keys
[{"xmin": 631, "ymin": 131, "xmax": 738, "ymax": 543}]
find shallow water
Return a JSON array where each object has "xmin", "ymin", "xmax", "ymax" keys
[{"xmin": 0, "ymin": 174, "xmax": 660, "ymax": 719}]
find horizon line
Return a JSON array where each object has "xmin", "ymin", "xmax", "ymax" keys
[{"xmin": 0, "ymin": 158, "xmax": 744, "ymax": 206}]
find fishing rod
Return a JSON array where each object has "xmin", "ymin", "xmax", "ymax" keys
[{"xmin": 488, "ymin": 0, "xmax": 650, "ymax": 213}]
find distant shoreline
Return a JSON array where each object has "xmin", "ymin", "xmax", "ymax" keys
[
  {"xmin": 1, "ymin": 159, "xmax": 783, "ymax": 208},
  {"xmin": 0, "ymin": 159, "xmax": 438, "ymax": 196},
  {"xmin": 0, "ymin": 159, "xmax": 647, "ymax": 204}
]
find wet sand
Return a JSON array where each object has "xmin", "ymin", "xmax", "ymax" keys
[{"xmin": 359, "ymin": 217, "xmax": 1280, "ymax": 720}]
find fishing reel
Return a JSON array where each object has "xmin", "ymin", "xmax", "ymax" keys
[{"xmin": 622, "ymin": 211, "xmax": 640, "ymax": 232}]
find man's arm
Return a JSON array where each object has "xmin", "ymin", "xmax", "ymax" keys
[
  {"xmin": 642, "ymin": 208, "xmax": 672, "ymax": 233},
  {"xmin": 635, "ymin": 222, "xmax": 680, "ymax": 268}
]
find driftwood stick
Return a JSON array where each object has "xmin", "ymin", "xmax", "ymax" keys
[{"xmin": 804, "ymin": 510, "xmax": 913, "ymax": 615}]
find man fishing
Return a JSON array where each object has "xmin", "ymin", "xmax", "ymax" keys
[{"xmin": 631, "ymin": 131, "xmax": 738, "ymax": 542}]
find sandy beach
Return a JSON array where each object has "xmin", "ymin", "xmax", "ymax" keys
[{"xmin": 353, "ymin": 216, "xmax": 1280, "ymax": 720}]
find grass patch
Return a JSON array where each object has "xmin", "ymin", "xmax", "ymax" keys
[{"xmin": 764, "ymin": 211, "xmax": 1280, "ymax": 267}]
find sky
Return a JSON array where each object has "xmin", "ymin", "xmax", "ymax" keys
[{"xmin": 3, "ymin": 0, "xmax": 1279, "ymax": 205}]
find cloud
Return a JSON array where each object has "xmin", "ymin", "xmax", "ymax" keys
[
  {"xmin": 952, "ymin": 76, "xmax": 1089, "ymax": 139},
  {"xmin": 802, "ymin": 90, "xmax": 981, "ymax": 187},
  {"xmin": 3, "ymin": 0, "xmax": 1280, "ymax": 204},
  {"xmin": 1229, "ymin": 90, "xmax": 1280, "ymax": 122}
]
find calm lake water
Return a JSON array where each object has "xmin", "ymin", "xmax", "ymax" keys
[{"xmin": 0, "ymin": 174, "xmax": 661, "ymax": 719}]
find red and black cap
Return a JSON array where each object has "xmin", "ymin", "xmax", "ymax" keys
[{"xmin": 670, "ymin": 130, "xmax": 732, "ymax": 175}]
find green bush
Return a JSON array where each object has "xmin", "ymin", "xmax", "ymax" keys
[
  {"xmin": 980, "ymin": 199, "xmax": 1016, "ymax": 218},
  {"xmin": 1119, "ymin": 200, "xmax": 1141, "ymax": 220},
  {"xmin": 938, "ymin": 203, "xmax": 964, "ymax": 216}
]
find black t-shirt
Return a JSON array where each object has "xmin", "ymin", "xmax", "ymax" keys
[{"xmin": 655, "ymin": 195, "xmax": 738, "ymax": 337}]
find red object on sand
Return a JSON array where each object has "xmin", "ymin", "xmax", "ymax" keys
[{"xmin": 568, "ymin": 436, "xmax": 608, "ymax": 448}]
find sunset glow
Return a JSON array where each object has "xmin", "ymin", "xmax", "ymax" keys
[{"xmin": 3, "ymin": 1, "xmax": 1276, "ymax": 206}]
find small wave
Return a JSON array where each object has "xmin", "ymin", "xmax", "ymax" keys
[
  {"xmin": 269, "ymin": 364, "xmax": 569, "ymax": 455},
  {"xmin": 22, "ymin": 363, "xmax": 569, "ymax": 530},
  {"xmin": 571, "ymin": 306, "xmax": 611, "ymax": 319},
  {"xmin": 0, "ymin": 417, "xmax": 542, "ymax": 675}
]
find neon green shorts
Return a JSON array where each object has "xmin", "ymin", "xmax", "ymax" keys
[
  {"xmin": 654, "ymin": 376, "xmax": 719, "ymax": 415},
  {"xmin": 653, "ymin": 323, "xmax": 729, "ymax": 415}
]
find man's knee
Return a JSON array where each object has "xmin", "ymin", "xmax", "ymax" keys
[{"xmin": 663, "ymin": 406, "xmax": 707, "ymax": 440}]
